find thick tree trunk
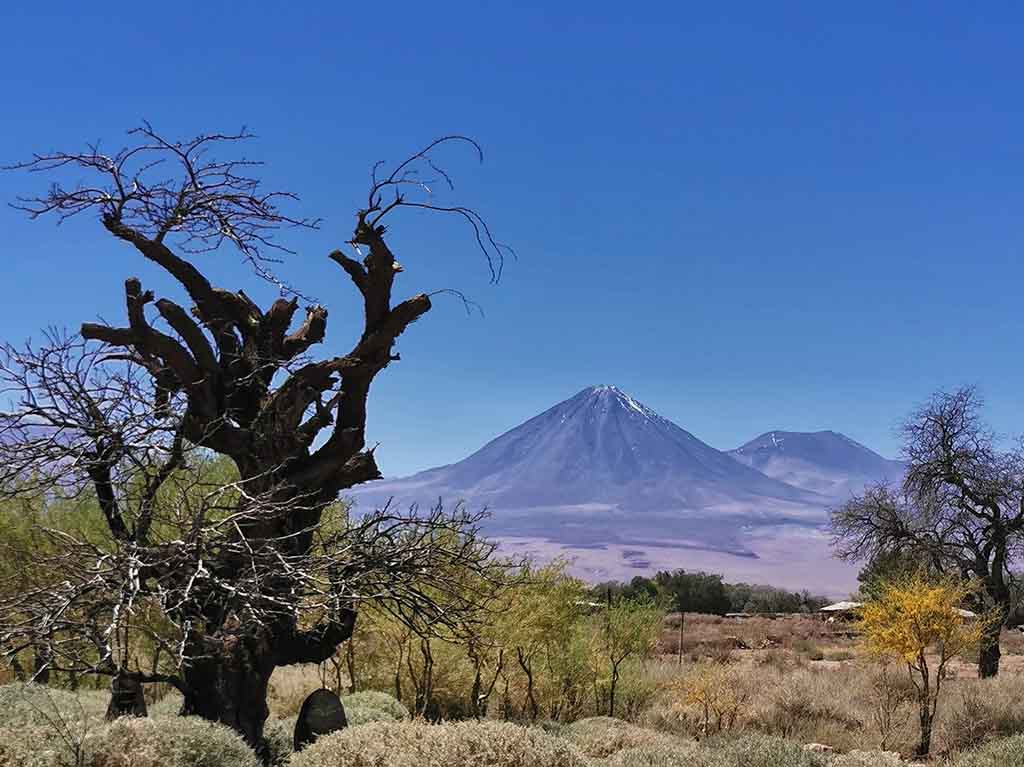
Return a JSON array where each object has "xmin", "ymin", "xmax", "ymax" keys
[
  {"xmin": 181, "ymin": 636, "xmax": 276, "ymax": 762},
  {"xmin": 978, "ymin": 565, "xmax": 1009, "ymax": 678},
  {"xmin": 978, "ymin": 634, "xmax": 1001, "ymax": 678}
]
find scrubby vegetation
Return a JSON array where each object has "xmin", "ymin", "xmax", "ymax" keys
[
  {"xmin": 291, "ymin": 720, "xmax": 585, "ymax": 767},
  {"xmin": 7, "ymin": 640, "xmax": 1024, "ymax": 765}
]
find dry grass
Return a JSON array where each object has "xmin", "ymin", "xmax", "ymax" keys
[
  {"xmin": 659, "ymin": 613, "xmax": 861, "ymax": 663},
  {"xmin": 632, "ymin": 650, "xmax": 1024, "ymax": 760}
]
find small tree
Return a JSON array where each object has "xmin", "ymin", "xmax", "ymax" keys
[
  {"xmin": 859, "ymin": 574, "xmax": 988, "ymax": 758},
  {"xmin": 506, "ymin": 562, "xmax": 586, "ymax": 721},
  {"xmin": 591, "ymin": 596, "xmax": 663, "ymax": 718},
  {"xmin": 672, "ymin": 661, "xmax": 749, "ymax": 737}
]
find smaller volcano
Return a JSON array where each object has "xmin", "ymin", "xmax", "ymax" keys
[{"xmin": 728, "ymin": 430, "xmax": 906, "ymax": 500}]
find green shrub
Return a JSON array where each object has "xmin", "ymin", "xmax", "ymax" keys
[
  {"xmin": 290, "ymin": 720, "xmax": 585, "ymax": 767},
  {"xmin": 263, "ymin": 717, "xmax": 295, "ymax": 766},
  {"xmin": 705, "ymin": 733, "xmax": 830, "ymax": 767},
  {"xmin": 341, "ymin": 690, "xmax": 409, "ymax": 724},
  {"xmin": 605, "ymin": 741, "xmax": 708, "ymax": 767},
  {"xmin": 562, "ymin": 717, "xmax": 683, "ymax": 758},
  {"xmin": 89, "ymin": 716, "xmax": 259, "ymax": 767},
  {"xmin": 950, "ymin": 735, "xmax": 1024, "ymax": 767},
  {"xmin": 0, "ymin": 724, "xmax": 89, "ymax": 767},
  {"xmin": 0, "ymin": 683, "xmax": 90, "ymax": 729},
  {"xmin": 147, "ymin": 691, "xmax": 184, "ymax": 719}
]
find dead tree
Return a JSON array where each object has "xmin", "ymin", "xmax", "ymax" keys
[
  {"xmin": 831, "ymin": 387, "xmax": 1024, "ymax": 677},
  {"xmin": 0, "ymin": 124, "xmax": 509, "ymax": 758}
]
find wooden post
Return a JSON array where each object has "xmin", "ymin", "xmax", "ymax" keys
[{"xmin": 677, "ymin": 611, "xmax": 685, "ymax": 666}]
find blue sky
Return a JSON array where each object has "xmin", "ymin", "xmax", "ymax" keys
[{"xmin": 2, "ymin": 3, "xmax": 1023, "ymax": 476}]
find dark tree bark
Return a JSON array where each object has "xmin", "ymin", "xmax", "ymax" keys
[{"xmin": 32, "ymin": 645, "xmax": 51, "ymax": 685}]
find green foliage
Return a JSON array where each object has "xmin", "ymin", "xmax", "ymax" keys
[
  {"xmin": 594, "ymin": 571, "xmax": 829, "ymax": 616},
  {"xmin": 341, "ymin": 690, "xmax": 409, "ymax": 723},
  {"xmin": 562, "ymin": 716, "xmax": 683, "ymax": 758},
  {"xmin": 290, "ymin": 720, "xmax": 586, "ymax": 767},
  {"xmin": 589, "ymin": 597, "xmax": 665, "ymax": 717},
  {"xmin": 0, "ymin": 683, "xmax": 95, "ymax": 729},
  {"xmin": 603, "ymin": 741, "xmax": 707, "ymax": 767},
  {"xmin": 855, "ymin": 550, "xmax": 930, "ymax": 602},
  {"xmin": 703, "ymin": 733, "xmax": 831, "ymax": 767},
  {"xmin": 0, "ymin": 711, "xmax": 260, "ymax": 767},
  {"xmin": 147, "ymin": 691, "xmax": 184, "ymax": 718},
  {"xmin": 263, "ymin": 717, "xmax": 295, "ymax": 767}
]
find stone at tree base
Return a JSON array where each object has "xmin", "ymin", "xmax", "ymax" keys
[{"xmin": 294, "ymin": 688, "xmax": 347, "ymax": 751}]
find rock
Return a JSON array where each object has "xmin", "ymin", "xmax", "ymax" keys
[
  {"xmin": 294, "ymin": 688, "xmax": 347, "ymax": 751},
  {"xmin": 106, "ymin": 670, "xmax": 147, "ymax": 720},
  {"xmin": 803, "ymin": 743, "xmax": 834, "ymax": 753},
  {"xmin": 833, "ymin": 751, "xmax": 905, "ymax": 767}
]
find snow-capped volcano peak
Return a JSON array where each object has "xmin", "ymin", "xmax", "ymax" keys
[
  {"xmin": 353, "ymin": 384, "xmax": 813, "ymax": 515},
  {"xmin": 580, "ymin": 385, "xmax": 662, "ymax": 421}
]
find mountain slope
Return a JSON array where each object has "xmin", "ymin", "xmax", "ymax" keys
[
  {"xmin": 728, "ymin": 430, "xmax": 906, "ymax": 500},
  {"xmin": 350, "ymin": 386, "xmax": 824, "ymax": 552}
]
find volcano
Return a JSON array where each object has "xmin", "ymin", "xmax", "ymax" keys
[
  {"xmin": 349, "ymin": 386, "xmax": 825, "ymax": 556},
  {"xmin": 728, "ymin": 430, "xmax": 906, "ymax": 501}
]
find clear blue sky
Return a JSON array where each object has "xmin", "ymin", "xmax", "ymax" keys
[{"xmin": 2, "ymin": 3, "xmax": 1023, "ymax": 476}]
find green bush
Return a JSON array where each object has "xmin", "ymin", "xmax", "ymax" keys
[
  {"xmin": 147, "ymin": 691, "xmax": 184, "ymax": 719},
  {"xmin": 703, "ymin": 734, "xmax": 830, "ymax": 767},
  {"xmin": 562, "ymin": 717, "xmax": 683, "ymax": 758},
  {"xmin": 0, "ymin": 724, "xmax": 89, "ymax": 767},
  {"xmin": 89, "ymin": 716, "xmax": 260, "ymax": 767},
  {"xmin": 0, "ymin": 683, "xmax": 91, "ymax": 729},
  {"xmin": 291, "ymin": 720, "xmax": 585, "ymax": 767},
  {"xmin": 341, "ymin": 690, "xmax": 409, "ymax": 724},
  {"xmin": 950, "ymin": 735, "xmax": 1024, "ymax": 767},
  {"xmin": 605, "ymin": 742, "xmax": 708, "ymax": 767},
  {"xmin": 263, "ymin": 717, "xmax": 295, "ymax": 766}
]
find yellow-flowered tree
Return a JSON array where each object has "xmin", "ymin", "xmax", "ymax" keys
[{"xmin": 859, "ymin": 574, "xmax": 990, "ymax": 757}]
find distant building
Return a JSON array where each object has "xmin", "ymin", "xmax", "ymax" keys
[{"xmin": 819, "ymin": 601, "xmax": 863, "ymax": 622}]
